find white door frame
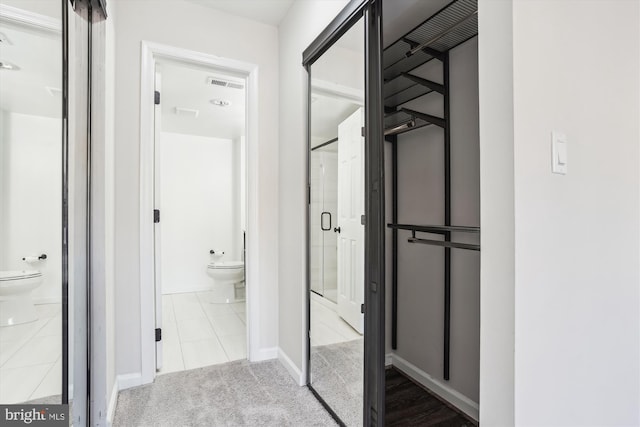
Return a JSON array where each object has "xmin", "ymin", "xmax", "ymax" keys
[{"xmin": 139, "ymin": 41, "xmax": 260, "ymax": 384}]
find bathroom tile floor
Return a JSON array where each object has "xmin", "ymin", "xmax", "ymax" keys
[
  {"xmin": 310, "ymin": 296, "xmax": 362, "ymax": 347},
  {"xmin": 158, "ymin": 291, "xmax": 246, "ymax": 375},
  {"xmin": 0, "ymin": 303, "xmax": 62, "ymax": 404}
]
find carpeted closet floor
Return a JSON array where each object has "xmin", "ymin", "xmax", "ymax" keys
[{"xmin": 113, "ymin": 359, "xmax": 337, "ymax": 427}]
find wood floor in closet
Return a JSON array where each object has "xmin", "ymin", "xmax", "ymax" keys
[{"xmin": 385, "ymin": 368, "xmax": 477, "ymax": 426}]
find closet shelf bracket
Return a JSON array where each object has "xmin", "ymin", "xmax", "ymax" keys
[{"xmin": 401, "ymin": 73, "xmax": 445, "ymax": 94}]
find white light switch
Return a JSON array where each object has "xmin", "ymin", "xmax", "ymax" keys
[{"xmin": 552, "ymin": 131, "xmax": 567, "ymax": 174}]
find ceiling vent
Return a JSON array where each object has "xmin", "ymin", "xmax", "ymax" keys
[{"xmin": 206, "ymin": 76, "xmax": 244, "ymax": 90}]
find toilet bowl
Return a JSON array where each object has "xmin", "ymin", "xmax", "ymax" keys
[
  {"xmin": 206, "ymin": 261, "xmax": 245, "ymax": 304},
  {"xmin": 0, "ymin": 270, "xmax": 42, "ymax": 326}
]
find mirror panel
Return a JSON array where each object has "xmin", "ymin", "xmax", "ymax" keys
[
  {"xmin": 0, "ymin": 2, "xmax": 64, "ymax": 405},
  {"xmin": 309, "ymin": 16, "xmax": 365, "ymax": 427}
]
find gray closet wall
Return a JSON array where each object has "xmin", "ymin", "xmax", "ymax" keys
[{"xmin": 384, "ymin": 36, "xmax": 480, "ymax": 403}]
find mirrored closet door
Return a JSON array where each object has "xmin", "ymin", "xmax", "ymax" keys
[
  {"xmin": 305, "ymin": 0, "xmax": 385, "ymax": 425},
  {"xmin": 0, "ymin": 0, "xmax": 101, "ymax": 423},
  {"xmin": 308, "ymin": 17, "xmax": 365, "ymax": 427},
  {"xmin": 0, "ymin": 0, "xmax": 67, "ymax": 408}
]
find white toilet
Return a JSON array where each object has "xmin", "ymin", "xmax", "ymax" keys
[
  {"xmin": 206, "ymin": 251, "xmax": 245, "ymax": 304},
  {"xmin": 0, "ymin": 270, "xmax": 43, "ymax": 326}
]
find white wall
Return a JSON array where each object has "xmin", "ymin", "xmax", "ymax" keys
[
  {"xmin": 477, "ymin": 0, "xmax": 515, "ymax": 424},
  {"xmin": 278, "ymin": 0, "xmax": 351, "ymax": 381},
  {"xmin": 104, "ymin": 2, "xmax": 117, "ymax": 419},
  {"xmin": 159, "ymin": 132, "xmax": 238, "ymax": 294},
  {"xmin": 0, "ymin": 111, "xmax": 61, "ymax": 303},
  {"xmin": 0, "ymin": 0, "xmax": 60, "ymax": 18},
  {"xmin": 511, "ymin": 1, "xmax": 640, "ymax": 425},
  {"xmin": 112, "ymin": 0, "xmax": 279, "ymax": 378}
]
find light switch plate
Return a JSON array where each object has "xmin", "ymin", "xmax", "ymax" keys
[{"xmin": 552, "ymin": 131, "xmax": 567, "ymax": 175}]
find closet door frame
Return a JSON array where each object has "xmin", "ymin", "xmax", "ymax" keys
[{"xmin": 303, "ymin": 0, "xmax": 385, "ymax": 425}]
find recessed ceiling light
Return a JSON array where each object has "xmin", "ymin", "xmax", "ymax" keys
[
  {"xmin": 0, "ymin": 61, "xmax": 19, "ymax": 71},
  {"xmin": 210, "ymin": 99, "xmax": 231, "ymax": 107}
]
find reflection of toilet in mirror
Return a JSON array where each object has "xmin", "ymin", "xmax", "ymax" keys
[
  {"xmin": 0, "ymin": 270, "xmax": 43, "ymax": 326},
  {"xmin": 206, "ymin": 250, "xmax": 245, "ymax": 303}
]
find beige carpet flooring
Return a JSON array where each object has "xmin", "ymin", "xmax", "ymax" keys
[{"xmin": 113, "ymin": 359, "xmax": 338, "ymax": 427}]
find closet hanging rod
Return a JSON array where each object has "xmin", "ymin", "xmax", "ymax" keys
[
  {"xmin": 400, "ymin": 107, "xmax": 446, "ymax": 129},
  {"xmin": 388, "ymin": 223, "xmax": 480, "ymax": 234},
  {"xmin": 384, "ymin": 119, "xmax": 416, "ymax": 136},
  {"xmin": 408, "ymin": 237, "xmax": 480, "ymax": 251},
  {"xmin": 406, "ymin": 9, "xmax": 478, "ymax": 58}
]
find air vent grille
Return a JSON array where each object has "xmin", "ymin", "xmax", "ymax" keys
[{"xmin": 206, "ymin": 77, "xmax": 244, "ymax": 90}]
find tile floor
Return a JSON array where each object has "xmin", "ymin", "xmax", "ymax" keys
[
  {"xmin": 158, "ymin": 291, "xmax": 246, "ymax": 375},
  {"xmin": 0, "ymin": 303, "xmax": 62, "ymax": 403},
  {"xmin": 310, "ymin": 296, "xmax": 362, "ymax": 347}
]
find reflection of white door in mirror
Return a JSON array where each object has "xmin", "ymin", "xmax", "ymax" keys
[{"xmin": 336, "ymin": 107, "xmax": 364, "ymax": 334}]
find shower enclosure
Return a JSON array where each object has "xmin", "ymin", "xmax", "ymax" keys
[{"xmin": 310, "ymin": 143, "xmax": 339, "ymax": 303}]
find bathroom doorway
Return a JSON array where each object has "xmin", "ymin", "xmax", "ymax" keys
[{"xmin": 153, "ymin": 59, "xmax": 248, "ymax": 375}]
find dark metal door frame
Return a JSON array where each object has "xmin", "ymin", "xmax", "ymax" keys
[{"xmin": 303, "ymin": 1, "xmax": 385, "ymax": 425}]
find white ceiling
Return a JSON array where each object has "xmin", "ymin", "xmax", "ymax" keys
[
  {"xmin": 185, "ymin": 0, "xmax": 295, "ymax": 27},
  {"xmin": 158, "ymin": 59, "xmax": 246, "ymax": 140},
  {"xmin": 311, "ymin": 94, "xmax": 360, "ymax": 142},
  {"xmin": 0, "ymin": 20, "xmax": 61, "ymax": 118}
]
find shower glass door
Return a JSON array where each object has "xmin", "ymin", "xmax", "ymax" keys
[{"xmin": 310, "ymin": 145, "xmax": 338, "ymax": 302}]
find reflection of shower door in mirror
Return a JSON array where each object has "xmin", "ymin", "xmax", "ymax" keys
[
  {"xmin": 310, "ymin": 148, "xmax": 339, "ymax": 303},
  {"xmin": 337, "ymin": 107, "xmax": 364, "ymax": 333}
]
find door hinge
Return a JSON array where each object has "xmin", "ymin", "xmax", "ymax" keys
[
  {"xmin": 361, "ymin": 126, "xmax": 365, "ymax": 137},
  {"xmin": 361, "ymin": 215, "xmax": 366, "ymax": 225},
  {"xmin": 361, "ymin": 304, "xmax": 365, "ymax": 314},
  {"xmin": 154, "ymin": 90, "xmax": 160, "ymax": 105},
  {"xmin": 155, "ymin": 328, "xmax": 162, "ymax": 342},
  {"xmin": 154, "ymin": 209, "xmax": 160, "ymax": 223}
]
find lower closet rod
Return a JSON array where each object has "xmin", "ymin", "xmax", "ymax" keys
[{"xmin": 407, "ymin": 237, "xmax": 480, "ymax": 251}]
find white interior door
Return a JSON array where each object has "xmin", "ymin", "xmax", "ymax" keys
[
  {"xmin": 153, "ymin": 68, "xmax": 163, "ymax": 371},
  {"xmin": 337, "ymin": 107, "xmax": 364, "ymax": 334}
]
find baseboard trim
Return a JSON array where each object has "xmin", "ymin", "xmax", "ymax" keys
[
  {"xmin": 252, "ymin": 346, "xmax": 278, "ymax": 362},
  {"xmin": 278, "ymin": 347, "xmax": 305, "ymax": 386},
  {"xmin": 34, "ymin": 297, "xmax": 62, "ymax": 305},
  {"xmin": 116, "ymin": 372, "xmax": 142, "ymax": 390},
  {"xmin": 385, "ymin": 353, "xmax": 393, "ymax": 367},
  {"xmin": 106, "ymin": 382, "xmax": 118, "ymax": 426},
  {"xmin": 390, "ymin": 354, "xmax": 479, "ymax": 421},
  {"xmin": 162, "ymin": 286, "xmax": 213, "ymax": 295}
]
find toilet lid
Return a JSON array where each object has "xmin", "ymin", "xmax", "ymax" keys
[
  {"xmin": 207, "ymin": 261, "xmax": 244, "ymax": 269},
  {"xmin": 0, "ymin": 270, "xmax": 42, "ymax": 281}
]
